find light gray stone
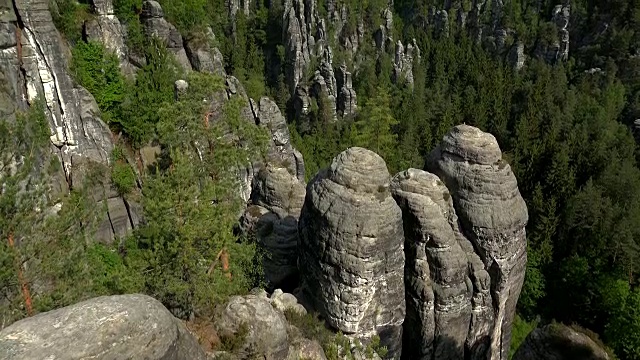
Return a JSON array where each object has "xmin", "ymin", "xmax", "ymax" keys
[{"xmin": 0, "ymin": 294, "xmax": 207, "ymax": 360}]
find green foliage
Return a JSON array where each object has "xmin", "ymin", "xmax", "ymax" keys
[
  {"xmin": 110, "ymin": 149, "xmax": 137, "ymax": 196},
  {"xmin": 50, "ymin": 0, "xmax": 91, "ymax": 43},
  {"xmin": 123, "ymin": 72, "xmax": 269, "ymax": 318},
  {"xmin": 218, "ymin": 322, "xmax": 250, "ymax": 352},
  {"xmin": 71, "ymin": 41, "xmax": 127, "ymax": 124},
  {"xmin": 157, "ymin": 0, "xmax": 210, "ymax": 34},
  {"xmin": 601, "ymin": 279, "xmax": 640, "ymax": 359},
  {"xmin": 509, "ymin": 315, "xmax": 538, "ymax": 359},
  {"xmin": 283, "ymin": 309, "xmax": 387, "ymax": 360}
]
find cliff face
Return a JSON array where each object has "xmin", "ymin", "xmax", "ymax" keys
[{"xmin": 0, "ymin": 0, "xmax": 138, "ymax": 244}]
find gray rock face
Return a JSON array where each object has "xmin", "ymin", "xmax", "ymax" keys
[
  {"xmin": 252, "ymin": 165, "xmax": 306, "ymax": 218},
  {"xmin": 1, "ymin": 0, "xmax": 138, "ymax": 244},
  {"xmin": 534, "ymin": 5, "xmax": 570, "ymax": 63},
  {"xmin": 217, "ymin": 294, "xmax": 290, "ymax": 359},
  {"xmin": 141, "ymin": 0, "xmax": 192, "ymax": 71},
  {"xmin": 393, "ymin": 39, "xmax": 420, "ymax": 86},
  {"xmin": 0, "ymin": 294, "xmax": 207, "ymax": 360},
  {"xmin": 250, "ymin": 165, "xmax": 306, "ymax": 289},
  {"xmin": 85, "ymin": 0, "xmax": 135, "ymax": 75},
  {"xmin": 184, "ymin": 33, "xmax": 226, "ymax": 76},
  {"xmin": 298, "ymin": 147, "xmax": 405, "ymax": 359},
  {"xmin": 426, "ymin": 125, "xmax": 528, "ymax": 360},
  {"xmin": 508, "ymin": 41, "xmax": 526, "ymax": 70},
  {"xmin": 336, "ymin": 64, "xmax": 357, "ymax": 117},
  {"xmin": 512, "ymin": 323, "xmax": 610, "ymax": 360},
  {"xmin": 391, "ymin": 169, "xmax": 475, "ymax": 360},
  {"xmin": 254, "ymin": 97, "xmax": 305, "ymax": 182}
]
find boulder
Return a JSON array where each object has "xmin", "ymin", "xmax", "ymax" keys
[
  {"xmin": 512, "ymin": 323, "xmax": 611, "ymax": 360},
  {"xmin": 0, "ymin": 294, "xmax": 206, "ymax": 359},
  {"xmin": 298, "ymin": 147, "xmax": 405, "ymax": 359},
  {"xmin": 216, "ymin": 295, "xmax": 290, "ymax": 359},
  {"xmin": 426, "ymin": 124, "xmax": 528, "ymax": 360}
]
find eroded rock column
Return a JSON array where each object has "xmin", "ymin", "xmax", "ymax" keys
[
  {"xmin": 391, "ymin": 169, "xmax": 473, "ymax": 360},
  {"xmin": 426, "ymin": 125, "xmax": 528, "ymax": 359},
  {"xmin": 298, "ymin": 147, "xmax": 405, "ymax": 359}
]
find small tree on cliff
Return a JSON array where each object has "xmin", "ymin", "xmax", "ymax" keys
[{"xmin": 126, "ymin": 73, "xmax": 269, "ymax": 318}]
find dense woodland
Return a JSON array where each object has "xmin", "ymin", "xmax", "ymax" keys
[{"xmin": 1, "ymin": 0, "xmax": 640, "ymax": 358}]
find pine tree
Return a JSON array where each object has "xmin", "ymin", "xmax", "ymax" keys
[{"xmin": 351, "ymin": 86, "xmax": 399, "ymax": 165}]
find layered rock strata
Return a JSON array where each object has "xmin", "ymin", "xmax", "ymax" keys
[
  {"xmin": 391, "ymin": 169, "xmax": 477, "ymax": 359},
  {"xmin": 1, "ymin": 0, "xmax": 138, "ymax": 243},
  {"xmin": 426, "ymin": 125, "xmax": 528, "ymax": 359},
  {"xmin": 298, "ymin": 147, "xmax": 405, "ymax": 359}
]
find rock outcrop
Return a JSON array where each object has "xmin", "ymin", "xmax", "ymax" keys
[
  {"xmin": 217, "ymin": 294, "xmax": 291, "ymax": 359},
  {"xmin": 184, "ymin": 29, "xmax": 226, "ymax": 76},
  {"xmin": 512, "ymin": 323, "xmax": 611, "ymax": 360},
  {"xmin": 1, "ymin": 0, "xmax": 138, "ymax": 244},
  {"xmin": 391, "ymin": 169, "xmax": 477, "ymax": 360},
  {"xmin": 84, "ymin": 0, "xmax": 135, "ymax": 75},
  {"xmin": 140, "ymin": 0, "xmax": 192, "ymax": 71},
  {"xmin": 298, "ymin": 147, "xmax": 406, "ymax": 359},
  {"xmin": 250, "ymin": 164, "xmax": 306, "ymax": 289},
  {"xmin": 425, "ymin": 125, "xmax": 528, "ymax": 359},
  {"xmin": 393, "ymin": 39, "xmax": 421, "ymax": 86},
  {"xmin": 0, "ymin": 294, "xmax": 207, "ymax": 359},
  {"xmin": 336, "ymin": 64, "xmax": 357, "ymax": 117}
]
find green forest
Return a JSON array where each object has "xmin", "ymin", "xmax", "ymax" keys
[{"xmin": 1, "ymin": 0, "xmax": 640, "ymax": 358}]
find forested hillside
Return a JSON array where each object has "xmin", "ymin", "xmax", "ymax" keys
[{"xmin": 1, "ymin": 0, "xmax": 639, "ymax": 358}]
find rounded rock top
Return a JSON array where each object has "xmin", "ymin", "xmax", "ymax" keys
[
  {"xmin": 441, "ymin": 124, "xmax": 502, "ymax": 165},
  {"xmin": 329, "ymin": 147, "xmax": 390, "ymax": 193}
]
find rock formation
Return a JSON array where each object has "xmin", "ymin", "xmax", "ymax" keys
[
  {"xmin": 0, "ymin": 294, "xmax": 207, "ymax": 359},
  {"xmin": 426, "ymin": 125, "xmax": 528, "ymax": 359},
  {"xmin": 298, "ymin": 147, "xmax": 406, "ymax": 359},
  {"xmin": 217, "ymin": 294, "xmax": 291, "ymax": 359},
  {"xmin": 0, "ymin": 0, "xmax": 138, "ymax": 244},
  {"xmin": 249, "ymin": 164, "xmax": 306, "ymax": 289},
  {"xmin": 140, "ymin": 0, "xmax": 192, "ymax": 71},
  {"xmin": 391, "ymin": 169, "xmax": 477, "ymax": 359},
  {"xmin": 393, "ymin": 39, "xmax": 421, "ymax": 86},
  {"xmin": 184, "ymin": 30, "xmax": 226, "ymax": 76},
  {"xmin": 512, "ymin": 323, "xmax": 611, "ymax": 360},
  {"xmin": 84, "ymin": 0, "xmax": 135, "ymax": 75},
  {"xmin": 336, "ymin": 64, "xmax": 357, "ymax": 117}
]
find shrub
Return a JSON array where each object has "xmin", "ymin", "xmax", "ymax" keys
[
  {"xmin": 111, "ymin": 161, "xmax": 136, "ymax": 195},
  {"xmin": 71, "ymin": 41, "xmax": 128, "ymax": 119},
  {"xmin": 50, "ymin": 0, "xmax": 91, "ymax": 43}
]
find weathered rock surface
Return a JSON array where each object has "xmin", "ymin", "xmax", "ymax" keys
[
  {"xmin": 217, "ymin": 294, "xmax": 290, "ymax": 359},
  {"xmin": 0, "ymin": 294, "xmax": 207, "ymax": 359},
  {"xmin": 141, "ymin": 0, "xmax": 192, "ymax": 71},
  {"xmin": 391, "ymin": 169, "xmax": 475, "ymax": 360},
  {"xmin": 336, "ymin": 64, "xmax": 357, "ymax": 117},
  {"xmin": 512, "ymin": 323, "xmax": 611, "ymax": 360},
  {"xmin": 246, "ymin": 164, "xmax": 305, "ymax": 289},
  {"xmin": 426, "ymin": 125, "xmax": 528, "ymax": 360},
  {"xmin": 184, "ymin": 31, "xmax": 226, "ymax": 76},
  {"xmin": 299, "ymin": 147, "xmax": 405, "ymax": 359},
  {"xmin": 84, "ymin": 0, "xmax": 135, "ymax": 75},
  {"xmin": 0, "ymin": 0, "xmax": 139, "ymax": 244},
  {"xmin": 393, "ymin": 39, "xmax": 420, "ymax": 86}
]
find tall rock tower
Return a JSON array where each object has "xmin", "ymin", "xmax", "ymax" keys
[{"xmin": 298, "ymin": 147, "xmax": 406, "ymax": 359}]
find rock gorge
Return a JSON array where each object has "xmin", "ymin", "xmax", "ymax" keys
[
  {"xmin": 1, "ymin": 0, "xmax": 531, "ymax": 358},
  {"xmin": 1, "ymin": 124, "xmax": 529, "ymax": 360}
]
